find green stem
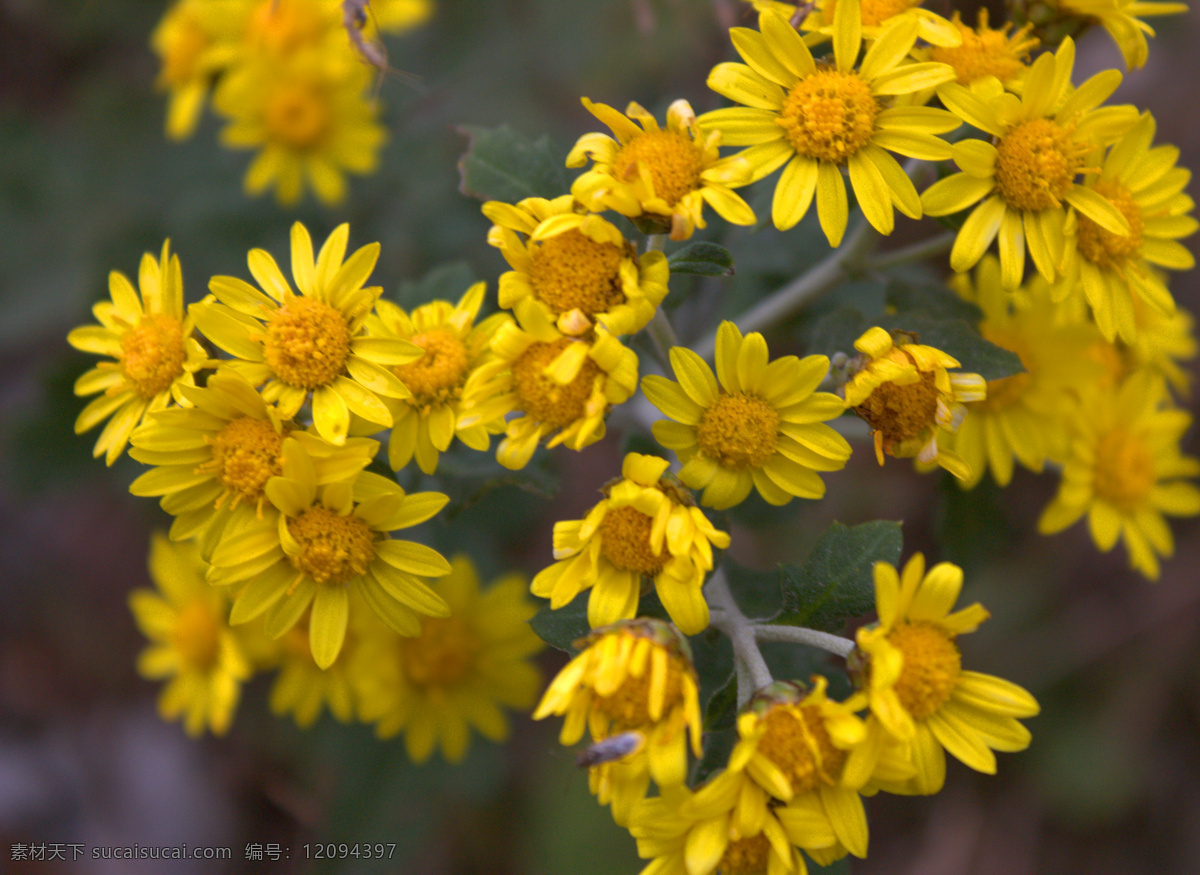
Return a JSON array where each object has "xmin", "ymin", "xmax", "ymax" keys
[
  {"xmin": 866, "ymin": 231, "xmax": 955, "ymax": 272},
  {"xmin": 707, "ymin": 569, "xmax": 773, "ymax": 707},
  {"xmin": 691, "ymin": 219, "xmax": 879, "ymax": 361}
]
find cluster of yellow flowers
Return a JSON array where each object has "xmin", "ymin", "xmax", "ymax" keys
[
  {"xmin": 150, "ymin": 0, "xmax": 432, "ymax": 204},
  {"xmin": 69, "ymin": 226, "xmax": 544, "ymax": 760},
  {"xmin": 64, "ymin": 0, "xmax": 1198, "ymax": 868}
]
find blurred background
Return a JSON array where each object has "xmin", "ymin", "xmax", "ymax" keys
[{"xmin": 1, "ymin": 0, "xmax": 1198, "ymax": 872}]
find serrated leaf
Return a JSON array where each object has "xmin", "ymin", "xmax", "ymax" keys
[
  {"xmin": 885, "ymin": 278, "xmax": 982, "ymax": 323},
  {"xmin": 528, "ymin": 591, "xmax": 590, "ymax": 653},
  {"xmin": 799, "ymin": 305, "xmax": 870, "ymax": 360},
  {"xmin": 722, "ymin": 557, "xmax": 783, "ymax": 621},
  {"xmin": 430, "ymin": 447, "xmax": 558, "ymax": 519},
  {"xmin": 774, "ymin": 521, "xmax": 902, "ymax": 632},
  {"xmin": 395, "ymin": 262, "xmax": 479, "ymax": 310},
  {"xmin": 879, "ymin": 314, "xmax": 1024, "ymax": 381},
  {"xmin": 456, "ymin": 124, "xmax": 569, "ymax": 203},
  {"xmin": 666, "ymin": 242, "xmax": 735, "ymax": 277}
]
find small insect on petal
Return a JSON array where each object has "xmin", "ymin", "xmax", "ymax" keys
[{"xmin": 576, "ymin": 730, "xmax": 645, "ymax": 767}]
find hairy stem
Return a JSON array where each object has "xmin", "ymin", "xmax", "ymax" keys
[
  {"xmin": 707, "ymin": 569, "xmax": 773, "ymax": 707},
  {"xmin": 753, "ymin": 624, "xmax": 856, "ymax": 659},
  {"xmin": 867, "ymin": 231, "xmax": 955, "ymax": 272}
]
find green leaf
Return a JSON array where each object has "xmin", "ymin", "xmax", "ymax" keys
[
  {"xmin": 879, "ymin": 314, "xmax": 1024, "ymax": 381},
  {"xmin": 428, "ymin": 445, "xmax": 558, "ymax": 520},
  {"xmin": 797, "ymin": 305, "xmax": 869, "ymax": 360},
  {"xmin": 936, "ymin": 471, "xmax": 1015, "ymax": 571},
  {"xmin": 691, "ymin": 725, "xmax": 736, "ymax": 786},
  {"xmin": 528, "ymin": 591, "xmax": 590, "ymax": 653},
  {"xmin": 666, "ymin": 242, "xmax": 735, "ymax": 277},
  {"xmin": 703, "ymin": 672, "xmax": 738, "ymax": 732},
  {"xmin": 885, "ymin": 278, "xmax": 982, "ymax": 323},
  {"xmin": 774, "ymin": 520, "xmax": 902, "ymax": 632},
  {"xmin": 394, "ymin": 262, "xmax": 479, "ymax": 310},
  {"xmin": 456, "ymin": 124, "xmax": 569, "ymax": 203},
  {"xmin": 722, "ymin": 557, "xmax": 784, "ymax": 621}
]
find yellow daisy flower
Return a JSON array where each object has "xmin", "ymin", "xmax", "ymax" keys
[
  {"xmin": 192, "ymin": 222, "xmax": 422, "ymax": 446},
  {"xmin": 1048, "ymin": 0, "xmax": 1188, "ymax": 70},
  {"xmin": 68, "ymin": 240, "xmax": 208, "ymax": 466},
  {"xmin": 240, "ymin": 0, "xmax": 341, "ymax": 57},
  {"xmin": 701, "ymin": 8, "xmax": 960, "ymax": 244},
  {"xmin": 533, "ymin": 619, "xmax": 703, "ymax": 825},
  {"xmin": 849, "ymin": 554, "xmax": 1040, "ymax": 795},
  {"xmin": 643, "ymin": 321, "xmax": 851, "ymax": 510},
  {"xmin": 567, "ymin": 97, "xmax": 755, "ymax": 240},
  {"xmin": 482, "ymin": 195, "xmax": 670, "ymax": 338},
  {"xmin": 150, "ymin": 0, "xmax": 245, "ymax": 140},
  {"xmin": 728, "ymin": 678, "xmax": 873, "ymax": 860},
  {"xmin": 458, "ymin": 308, "xmax": 639, "ymax": 470},
  {"xmin": 531, "ymin": 453, "xmax": 731, "ymax": 635},
  {"xmin": 213, "ymin": 48, "xmax": 386, "ymax": 205},
  {"xmin": 366, "ymin": 282, "xmax": 511, "ymax": 474},
  {"xmin": 801, "ymin": 0, "xmax": 964, "ymax": 50},
  {"xmin": 926, "ymin": 9, "xmax": 1038, "ymax": 90},
  {"xmin": 207, "ymin": 465, "xmax": 452, "ymax": 669},
  {"xmin": 1054, "ymin": 112, "xmax": 1197, "ymax": 342},
  {"xmin": 129, "ymin": 533, "xmax": 251, "ymax": 737},
  {"xmin": 368, "ymin": 0, "xmax": 435, "ymax": 34},
  {"xmin": 1038, "ymin": 371, "xmax": 1200, "ymax": 579},
  {"xmin": 842, "ymin": 326, "xmax": 986, "ymax": 480},
  {"xmin": 1126, "ymin": 288, "xmax": 1196, "ymax": 396},
  {"xmin": 127, "ymin": 370, "xmax": 378, "ymax": 551},
  {"xmin": 353, "ymin": 555, "xmax": 544, "ymax": 763},
  {"xmin": 941, "ymin": 257, "xmax": 1104, "ymax": 488},
  {"xmin": 267, "ymin": 617, "xmax": 360, "ymax": 728},
  {"xmin": 922, "ymin": 37, "xmax": 1140, "ymax": 289},
  {"xmin": 628, "ymin": 768, "xmax": 806, "ymax": 875}
]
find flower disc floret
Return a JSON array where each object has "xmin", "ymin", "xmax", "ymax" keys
[
  {"xmin": 695, "ymin": 393, "xmax": 781, "ymax": 469},
  {"xmin": 512, "ymin": 338, "xmax": 602, "ymax": 427},
  {"xmin": 528, "ymin": 229, "xmax": 626, "ymax": 315},
  {"xmin": 994, "ymin": 118, "xmax": 1087, "ymax": 211},
  {"xmin": 928, "ymin": 10, "xmax": 1037, "ymax": 86},
  {"xmin": 204, "ymin": 416, "xmax": 287, "ymax": 504},
  {"xmin": 598, "ymin": 505, "xmax": 669, "ymax": 577},
  {"xmin": 120, "ymin": 313, "xmax": 188, "ymax": 398},
  {"xmin": 399, "ymin": 615, "xmax": 478, "ymax": 687},
  {"xmin": 777, "ymin": 68, "xmax": 879, "ymax": 164},
  {"xmin": 287, "ymin": 505, "xmax": 377, "ymax": 585},
  {"xmin": 262, "ymin": 296, "xmax": 353, "ymax": 389},
  {"xmin": 393, "ymin": 329, "xmax": 470, "ymax": 401},
  {"xmin": 1076, "ymin": 180, "xmax": 1144, "ymax": 268},
  {"xmin": 613, "ymin": 127, "xmax": 706, "ymax": 205},
  {"xmin": 885, "ymin": 621, "xmax": 961, "ymax": 719}
]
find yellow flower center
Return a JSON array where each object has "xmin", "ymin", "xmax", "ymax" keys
[
  {"xmin": 264, "ymin": 81, "xmax": 331, "ymax": 149},
  {"xmin": 854, "ymin": 370, "xmax": 939, "ymax": 446},
  {"xmin": 754, "ymin": 704, "xmax": 847, "ymax": 794},
  {"xmin": 599, "ymin": 505, "xmax": 667, "ymax": 576},
  {"xmin": 717, "ymin": 833, "xmax": 771, "ymax": 875},
  {"xmin": 511, "ymin": 338, "xmax": 600, "ymax": 428},
  {"xmin": 287, "ymin": 506, "xmax": 377, "ymax": 585},
  {"xmin": 994, "ymin": 118, "xmax": 1087, "ymax": 212},
  {"xmin": 823, "ymin": 0, "xmax": 922, "ymax": 27},
  {"xmin": 1076, "ymin": 181, "xmax": 1144, "ymax": 270},
  {"xmin": 200, "ymin": 417, "xmax": 287, "ymax": 509},
  {"xmin": 695, "ymin": 392, "xmax": 780, "ymax": 469},
  {"xmin": 248, "ymin": 0, "xmax": 327, "ymax": 54},
  {"xmin": 161, "ymin": 13, "xmax": 209, "ymax": 87},
  {"xmin": 394, "ymin": 328, "xmax": 469, "ymax": 406},
  {"xmin": 528, "ymin": 229, "xmax": 627, "ymax": 316},
  {"xmin": 977, "ymin": 326, "xmax": 1032, "ymax": 412},
  {"xmin": 263, "ymin": 296, "xmax": 352, "ymax": 390},
  {"xmin": 778, "ymin": 68, "xmax": 879, "ymax": 164},
  {"xmin": 173, "ymin": 599, "xmax": 221, "ymax": 671},
  {"xmin": 400, "ymin": 615, "xmax": 478, "ymax": 687},
  {"xmin": 887, "ymin": 621, "xmax": 961, "ymax": 720},
  {"xmin": 930, "ymin": 20, "xmax": 1036, "ymax": 85},
  {"xmin": 1093, "ymin": 427, "xmax": 1155, "ymax": 512},
  {"xmin": 613, "ymin": 128, "xmax": 706, "ymax": 207},
  {"xmin": 120, "ymin": 313, "xmax": 187, "ymax": 399},
  {"xmin": 592, "ymin": 646, "xmax": 685, "ymax": 726}
]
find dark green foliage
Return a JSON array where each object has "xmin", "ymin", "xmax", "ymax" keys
[{"xmin": 456, "ymin": 124, "xmax": 569, "ymax": 203}]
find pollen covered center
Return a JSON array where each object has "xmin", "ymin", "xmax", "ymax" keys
[
  {"xmin": 718, "ymin": 833, "xmax": 771, "ymax": 875},
  {"xmin": 394, "ymin": 329, "xmax": 469, "ymax": 404},
  {"xmin": 599, "ymin": 505, "xmax": 666, "ymax": 576},
  {"xmin": 202, "ymin": 416, "xmax": 286, "ymax": 507},
  {"xmin": 1093, "ymin": 426, "xmax": 1155, "ymax": 511},
  {"xmin": 121, "ymin": 313, "xmax": 187, "ymax": 398},
  {"xmin": 1077, "ymin": 181, "xmax": 1144, "ymax": 269},
  {"xmin": 263, "ymin": 296, "xmax": 352, "ymax": 390},
  {"xmin": 777, "ymin": 68, "xmax": 879, "ymax": 164},
  {"xmin": 756, "ymin": 705, "xmax": 847, "ymax": 794},
  {"xmin": 613, "ymin": 128, "xmax": 705, "ymax": 207},
  {"xmin": 512, "ymin": 338, "xmax": 600, "ymax": 427},
  {"xmin": 930, "ymin": 19, "xmax": 1035, "ymax": 84},
  {"xmin": 824, "ymin": 0, "xmax": 923, "ymax": 27},
  {"xmin": 264, "ymin": 81, "xmax": 331, "ymax": 149},
  {"xmin": 287, "ymin": 506, "xmax": 377, "ymax": 585},
  {"xmin": 400, "ymin": 615, "xmax": 478, "ymax": 687},
  {"xmin": 173, "ymin": 599, "xmax": 221, "ymax": 671},
  {"xmin": 995, "ymin": 118, "xmax": 1086, "ymax": 211},
  {"xmin": 696, "ymin": 392, "xmax": 780, "ymax": 469},
  {"xmin": 528, "ymin": 229, "xmax": 627, "ymax": 316},
  {"xmin": 854, "ymin": 370, "xmax": 940, "ymax": 444},
  {"xmin": 887, "ymin": 621, "xmax": 961, "ymax": 719},
  {"xmin": 592, "ymin": 652, "xmax": 685, "ymax": 726}
]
